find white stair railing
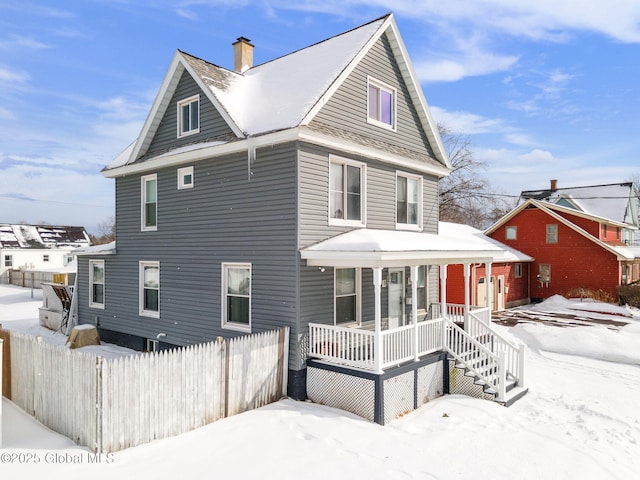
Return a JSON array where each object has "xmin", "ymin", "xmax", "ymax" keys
[
  {"xmin": 444, "ymin": 318, "xmax": 506, "ymax": 401},
  {"xmin": 467, "ymin": 311, "xmax": 525, "ymax": 387}
]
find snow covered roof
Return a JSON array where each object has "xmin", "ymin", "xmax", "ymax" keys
[
  {"xmin": 106, "ymin": 13, "xmax": 448, "ymax": 174},
  {"xmin": 300, "ymin": 228, "xmax": 505, "ymax": 268},
  {"xmin": 519, "ymin": 182, "xmax": 637, "ymax": 226},
  {"xmin": 74, "ymin": 241, "xmax": 116, "ymax": 256},
  {"xmin": 0, "ymin": 224, "xmax": 90, "ymax": 249},
  {"xmin": 438, "ymin": 222, "xmax": 533, "ymax": 263}
]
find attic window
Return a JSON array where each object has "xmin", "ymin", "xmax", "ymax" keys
[
  {"xmin": 177, "ymin": 95, "xmax": 200, "ymax": 137},
  {"xmin": 367, "ymin": 77, "xmax": 396, "ymax": 130}
]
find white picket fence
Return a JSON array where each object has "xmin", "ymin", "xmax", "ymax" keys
[{"xmin": 7, "ymin": 327, "xmax": 289, "ymax": 453}]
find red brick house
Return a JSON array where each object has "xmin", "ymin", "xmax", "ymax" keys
[
  {"xmin": 440, "ymin": 222, "xmax": 533, "ymax": 311},
  {"xmin": 485, "ymin": 191, "xmax": 640, "ymax": 302}
]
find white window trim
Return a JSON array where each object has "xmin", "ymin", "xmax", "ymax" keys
[
  {"xmin": 514, "ymin": 263, "xmax": 522, "ymax": 279},
  {"xmin": 221, "ymin": 262, "xmax": 252, "ymax": 333},
  {"xmin": 4, "ymin": 254, "xmax": 12, "ymax": 267},
  {"xmin": 177, "ymin": 94, "xmax": 200, "ymax": 138},
  {"xmin": 395, "ymin": 171, "xmax": 423, "ymax": 231},
  {"xmin": 334, "ymin": 267, "xmax": 361, "ymax": 326},
  {"xmin": 139, "ymin": 261, "xmax": 160, "ymax": 318},
  {"xmin": 177, "ymin": 166, "xmax": 194, "ymax": 189},
  {"xmin": 505, "ymin": 226, "xmax": 517, "ymax": 240},
  {"xmin": 141, "ymin": 173, "xmax": 158, "ymax": 232},
  {"xmin": 328, "ymin": 155, "xmax": 367, "ymax": 227},
  {"xmin": 89, "ymin": 259, "xmax": 105, "ymax": 309},
  {"xmin": 367, "ymin": 76, "xmax": 397, "ymax": 131},
  {"xmin": 546, "ymin": 224, "xmax": 558, "ymax": 244}
]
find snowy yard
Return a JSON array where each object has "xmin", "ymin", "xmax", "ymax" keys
[{"xmin": 1, "ymin": 284, "xmax": 640, "ymax": 479}]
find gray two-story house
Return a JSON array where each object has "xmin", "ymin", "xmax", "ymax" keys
[{"xmin": 76, "ymin": 13, "xmax": 526, "ymax": 423}]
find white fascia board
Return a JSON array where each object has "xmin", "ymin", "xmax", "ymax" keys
[
  {"xmin": 300, "ymin": 16, "xmax": 390, "ymax": 126},
  {"xmin": 301, "ymin": 250, "xmax": 497, "ymax": 268},
  {"xmin": 130, "ymin": 52, "xmax": 185, "ymax": 163},
  {"xmin": 179, "ymin": 53, "xmax": 245, "ymax": 138},
  {"xmin": 298, "ymin": 128, "xmax": 451, "ymax": 178},
  {"xmin": 385, "ymin": 18, "xmax": 450, "ymax": 170},
  {"xmin": 104, "ymin": 126, "xmax": 450, "ymax": 178}
]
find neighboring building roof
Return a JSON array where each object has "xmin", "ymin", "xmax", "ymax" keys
[
  {"xmin": 438, "ymin": 222, "xmax": 533, "ymax": 263},
  {"xmin": 485, "ymin": 200, "xmax": 640, "ymax": 261},
  {"xmin": 105, "ymin": 13, "xmax": 448, "ymax": 175},
  {"xmin": 0, "ymin": 224, "xmax": 90, "ymax": 249},
  {"xmin": 519, "ymin": 182, "xmax": 638, "ymax": 227}
]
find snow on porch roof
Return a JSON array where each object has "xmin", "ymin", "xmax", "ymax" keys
[{"xmin": 300, "ymin": 228, "xmax": 503, "ymax": 268}]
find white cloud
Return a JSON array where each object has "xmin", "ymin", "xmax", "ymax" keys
[
  {"xmin": 0, "ymin": 34, "xmax": 50, "ymax": 50},
  {"xmin": 416, "ymin": 51, "xmax": 518, "ymax": 83},
  {"xmin": 430, "ymin": 106, "xmax": 505, "ymax": 134},
  {"xmin": 0, "ymin": 65, "xmax": 29, "ymax": 83}
]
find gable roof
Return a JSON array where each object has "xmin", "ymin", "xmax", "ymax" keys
[
  {"xmin": 0, "ymin": 224, "xmax": 90, "ymax": 249},
  {"xmin": 106, "ymin": 13, "xmax": 448, "ymax": 175},
  {"xmin": 519, "ymin": 182, "xmax": 638, "ymax": 227},
  {"xmin": 485, "ymin": 200, "xmax": 640, "ymax": 261},
  {"xmin": 439, "ymin": 222, "xmax": 533, "ymax": 263}
]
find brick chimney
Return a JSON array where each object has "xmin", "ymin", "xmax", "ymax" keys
[
  {"xmin": 233, "ymin": 37, "xmax": 254, "ymax": 73},
  {"xmin": 550, "ymin": 179, "xmax": 558, "ymax": 191}
]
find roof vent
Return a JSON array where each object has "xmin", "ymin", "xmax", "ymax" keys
[{"xmin": 233, "ymin": 36, "xmax": 254, "ymax": 73}]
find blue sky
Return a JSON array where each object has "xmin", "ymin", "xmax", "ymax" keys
[{"xmin": 1, "ymin": 1, "xmax": 639, "ymax": 234}]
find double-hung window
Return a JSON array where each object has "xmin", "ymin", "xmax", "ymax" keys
[
  {"xmin": 222, "ymin": 263, "xmax": 251, "ymax": 332},
  {"xmin": 329, "ymin": 156, "xmax": 365, "ymax": 225},
  {"xmin": 417, "ymin": 266, "xmax": 427, "ymax": 310},
  {"xmin": 335, "ymin": 268, "xmax": 360, "ymax": 324},
  {"xmin": 367, "ymin": 77, "xmax": 396, "ymax": 129},
  {"xmin": 140, "ymin": 261, "xmax": 160, "ymax": 317},
  {"xmin": 546, "ymin": 224, "xmax": 558, "ymax": 244},
  {"xmin": 89, "ymin": 260, "xmax": 105, "ymax": 308},
  {"xmin": 4, "ymin": 255, "xmax": 12, "ymax": 267},
  {"xmin": 396, "ymin": 173, "xmax": 422, "ymax": 229},
  {"xmin": 177, "ymin": 95, "xmax": 200, "ymax": 137},
  {"xmin": 142, "ymin": 174, "xmax": 157, "ymax": 231}
]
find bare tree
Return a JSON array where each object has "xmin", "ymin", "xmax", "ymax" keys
[
  {"xmin": 438, "ymin": 123, "xmax": 513, "ymax": 229},
  {"xmin": 90, "ymin": 215, "xmax": 116, "ymax": 245}
]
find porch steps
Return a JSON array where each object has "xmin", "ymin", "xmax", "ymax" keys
[{"xmin": 451, "ymin": 356, "xmax": 528, "ymax": 407}]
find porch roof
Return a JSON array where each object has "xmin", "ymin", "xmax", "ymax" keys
[{"xmin": 300, "ymin": 228, "xmax": 501, "ymax": 268}]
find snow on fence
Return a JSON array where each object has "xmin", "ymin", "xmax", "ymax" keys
[{"xmin": 5, "ymin": 327, "xmax": 289, "ymax": 453}]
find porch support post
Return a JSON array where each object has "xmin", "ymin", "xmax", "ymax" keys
[
  {"xmin": 440, "ymin": 264, "xmax": 448, "ymax": 319},
  {"xmin": 485, "ymin": 261, "xmax": 492, "ymax": 321},
  {"xmin": 463, "ymin": 263, "xmax": 471, "ymax": 331},
  {"xmin": 411, "ymin": 265, "xmax": 419, "ymax": 361},
  {"xmin": 373, "ymin": 267, "xmax": 383, "ymax": 374}
]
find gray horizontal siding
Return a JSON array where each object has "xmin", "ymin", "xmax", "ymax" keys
[
  {"xmin": 77, "ymin": 142, "xmax": 300, "ymax": 365},
  {"xmin": 311, "ymin": 32, "xmax": 435, "ymax": 160},
  {"xmin": 297, "ymin": 142, "xmax": 440, "ymax": 247},
  {"xmin": 146, "ymin": 70, "xmax": 235, "ymax": 159}
]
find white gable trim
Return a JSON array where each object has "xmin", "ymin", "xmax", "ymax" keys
[
  {"xmin": 103, "ymin": 127, "xmax": 451, "ymax": 179},
  {"xmin": 300, "ymin": 14, "xmax": 450, "ymax": 170},
  {"xmin": 127, "ymin": 51, "xmax": 244, "ymax": 165}
]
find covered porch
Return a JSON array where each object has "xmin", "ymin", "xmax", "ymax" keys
[{"xmin": 301, "ymin": 229, "xmax": 527, "ymax": 423}]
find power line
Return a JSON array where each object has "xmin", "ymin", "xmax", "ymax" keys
[{"xmin": 0, "ymin": 194, "xmax": 112, "ymax": 209}]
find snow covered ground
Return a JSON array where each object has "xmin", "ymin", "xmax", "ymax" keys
[{"xmin": 1, "ymin": 285, "xmax": 640, "ymax": 479}]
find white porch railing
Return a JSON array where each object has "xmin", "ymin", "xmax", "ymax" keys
[
  {"xmin": 431, "ymin": 302, "xmax": 489, "ymax": 324},
  {"xmin": 309, "ymin": 307, "xmax": 526, "ymax": 401},
  {"xmin": 309, "ymin": 318, "xmax": 445, "ymax": 371}
]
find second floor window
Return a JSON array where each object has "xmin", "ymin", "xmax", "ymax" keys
[
  {"xmin": 396, "ymin": 173, "xmax": 421, "ymax": 228},
  {"xmin": 142, "ymin": 174, "xmax": 157, "ymax": 231},
  {"xmin": 177, "ymin": 95, "xmax": 199, "ymax": 137},
  {"xmin": 546, "ymin": 224, "xmax": 558, "ymax": 244},
  {"xmin": 4, "ymin": 255, "xmax": 12, "ymax": 267},
  {"xmin": 329, "ymin": 157, "xmax": 365, "ymax": 225}
]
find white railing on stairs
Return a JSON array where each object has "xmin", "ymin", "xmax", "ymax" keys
[
  {"xmin": 467, "ymin": 311, "xmax": 525, "ymax": 388},
  {"xmin": 444, "ymin": 318, "xmax": 507, "ymax": 401}
]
